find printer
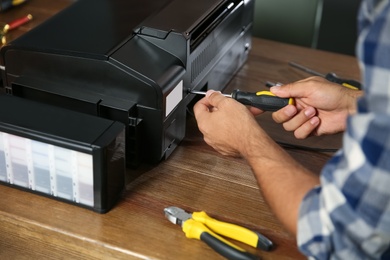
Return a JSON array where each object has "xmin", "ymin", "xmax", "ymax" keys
[{"xmin": 0, "ymin": 0, "xmax": 254, "ymax": 212}]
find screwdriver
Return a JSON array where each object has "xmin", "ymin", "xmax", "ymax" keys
[
  {"xmin": 0, "ymin": 14, "xmax": 33, "ymax": 37},
  {"xmin": 190, "ymin": 89, "xmax": 294, "ymax": 111},
  {"xmin": 289, "ymin": 61, "xmax": 362, "ymax": 90}
]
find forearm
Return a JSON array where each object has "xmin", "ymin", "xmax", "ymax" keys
[{"xmin": 241, "ymin": 128, "xmax": 320, "ymax": 235}]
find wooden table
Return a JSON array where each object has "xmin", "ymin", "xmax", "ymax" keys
[{"xmin": 0, "ymin": 1, "xmax": 360, "ymax": 259}]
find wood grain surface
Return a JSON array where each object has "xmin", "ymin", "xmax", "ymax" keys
[{"xmin": 0, "ymin": 1, "xmax": 360, "ymax": 259}]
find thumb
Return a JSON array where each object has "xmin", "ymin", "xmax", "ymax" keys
[
  {"xmin": 270, "ymin": 83, "xmax": 309, "ymax": 99},
  {"xmin": 205, "ymin": 90, "xmax": 228, "ymax": 108}
]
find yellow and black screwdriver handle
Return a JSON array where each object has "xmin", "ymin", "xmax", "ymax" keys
[
  {"xmin": 182, "ymin": 211, "xmax": 273, "ymax": 260},
  {"xmin": 324, "ymin": 73, "xmax": 361, "ymax": 90},
  {"xmin": 231, "ymin": 90, "xmax": 294, "ymax": 111}
]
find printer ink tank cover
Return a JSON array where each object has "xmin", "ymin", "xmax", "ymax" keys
[{"xmin": 0, "ymin": 95, "xmax": 126, "ymax": 213}]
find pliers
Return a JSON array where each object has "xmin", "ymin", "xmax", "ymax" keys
[{"xmin": 164, "ymin": 206, "xmax": 273, "ymax": 260}]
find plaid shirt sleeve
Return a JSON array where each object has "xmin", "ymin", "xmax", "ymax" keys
[{"xmin": 297, "ymin": 0, "xmax": 390, "ymax": 259}]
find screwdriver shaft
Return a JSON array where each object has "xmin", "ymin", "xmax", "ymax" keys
[
  {"xmin": 189, "ymin": 90, "xmax": 231, "ymax": 97},
  {"xmin": 289, "ymin": 61, "xmax": 362, "ymax": 90},
  {"xmin": 288, "ymin": 62, "xmax": 325, "ymax": 77}
]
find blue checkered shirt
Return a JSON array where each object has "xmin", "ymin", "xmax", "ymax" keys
[{"xmin": 297, "ymin": 0, "xmax": 390, "ymax": 259}]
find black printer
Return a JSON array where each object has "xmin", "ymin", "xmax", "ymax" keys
[{"xmin": 0, "ymin": 0, "xmax": 254, "ymax": 212}]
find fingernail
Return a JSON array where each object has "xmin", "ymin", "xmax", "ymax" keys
[
  {"xmin": 206, "ymin": 90, "xmax": 221, "ymax": 98},
  {"xmin": 304, "ymin": 107, "xmax": 316, "ymax": 117},
  {"xmin": 310, "ymin": 117, "xmax": 320, "ymax": 126},
  {"xmin": 270, "ymin": 86, "xmax": 281, "ymax": 92}
]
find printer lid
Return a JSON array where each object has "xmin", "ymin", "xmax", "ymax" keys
[
  {"xmin": 7, "ymin": 0, "xmax": 171, "ymax": 60},
  {"xmin": 6, "ymin": 0, "xmax": 228, "ymax": 60}
]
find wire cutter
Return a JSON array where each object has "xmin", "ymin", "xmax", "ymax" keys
[{"xmin": 164, "ymin": 206, "xmax": 273, "ymax": 260}]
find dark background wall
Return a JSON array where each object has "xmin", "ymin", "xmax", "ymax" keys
[
  {"xmin": 253, "ymin": 0, "xmax": 362, "ymax": 56},
  {"xmin": 316, "ymin": 0, "xmax": 361, "ymax": 56}
]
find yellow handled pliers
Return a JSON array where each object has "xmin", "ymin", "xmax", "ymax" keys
[{"xmin": 164, "ymin": 206, "xmax": 273, "ymax": 260}]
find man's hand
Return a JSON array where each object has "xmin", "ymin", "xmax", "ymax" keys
[
  {"xmin": 193, "ymin": 90, "xmax": 264, "ymax": 157},
  {"xmin": 271, "ymin": 77, "xmax": 363, "ymax": 139}
]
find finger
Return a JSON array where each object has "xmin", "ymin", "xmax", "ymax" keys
[
  {"xmin": 293, "ymin": 116, "xmax": 320, "ymax": 139},
  {"xmin": 270, "ymin": 83, "xmax": 304, "ymax": 98},
  {"xmin": 272, "ymin": 105, "xmax": 298, "ymax": 123},
  {"xmin": 248, "ymin": 106, "xmax": 264, "ymax": 116},
  {"xmin": 193, "ymin": 96, "xmax": 212, "ymax": 119},
  {"xmin": 206, "ymin": 90, "xmax": 229, "ymax": 108},
  {"xmin": 282, "ymin": 106, "xmax": 317, "ymax": 132},
  {"xmin": 270, "ymin": 78, "xmax": 319, "ymax": 98},
  {"xmin": 193, "ymin": 90, "xmax": 221, "ymax": 113},
  {"xmin": 193, "ymin": 90, "xmax": 227, "ymax": 123}
]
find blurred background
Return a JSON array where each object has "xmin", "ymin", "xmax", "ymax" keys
[{"xmin": 253, "ymin": 0, "xmax": 362, "ymax": 56}]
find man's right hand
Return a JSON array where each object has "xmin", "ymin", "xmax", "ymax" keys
[{"xmin": 270, "ymin": 76, "xmax": 363, "ymax": 139}]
